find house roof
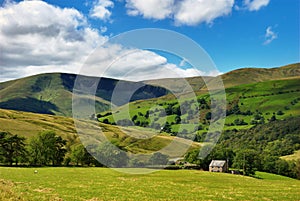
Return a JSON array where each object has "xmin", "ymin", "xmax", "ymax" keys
[{"xmin": 209, "ymin": 160, "xmax": 226, "ymax": 167}]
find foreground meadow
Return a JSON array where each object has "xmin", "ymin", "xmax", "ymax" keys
[{"xmin": 0, "ymin": 168, "xmax": 299, "ymax": 201}]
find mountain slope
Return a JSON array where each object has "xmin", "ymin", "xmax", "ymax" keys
[
  {"xmin": 0, "ymin": 73, "xmax": 169, "ymax": 116},
  {"xmin": 97, "ymin": 77, "xmax": 300, "ymax": 135},
  {"xmin": 0, "ymin": 63, "xmax": 299, "ymax": 116},
  {"xmin": 144, "ymin": 63, "xmax": 300, "ymax": 92},
  {"xmin": 0, "ymin": 109, "xmax": 200, "ymax": 157},
  {"xmin": 218, "ymin": 63, "xmax": 300, "ymax": 88}
]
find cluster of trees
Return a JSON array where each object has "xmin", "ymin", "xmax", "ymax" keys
[
  {"xmin": 0, "ymin": 131, "xmax": 170, "ymax": 168},
  {"xmin": 0, "ymin": 131, "xmax": 67, "ymax": 166},
  {"xmin": 185, "ymin": 117, "xmax": 300, "ymax": 179}
]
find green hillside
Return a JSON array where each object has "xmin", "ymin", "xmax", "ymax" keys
[
  {"xmin": 0, "ymin": 63, "xmax": 299, "ymax": 117},
  {"xmin": 0, "ymin": 109, "xmax": 200, "ymax": 157},
  {"xmin": 0, "ymin": 73, "xmax": 169, "ymax": 116},
  {"xmin": 217, "ymin": 63, "xmax": 300, "ymax": 88},
  {"xmin": 144, "ymin": 63, "xmax": 300, "ymax": 92},
  {"xmin": 97, "ymin": 77, "xmax": 300, "ymax": 135}
]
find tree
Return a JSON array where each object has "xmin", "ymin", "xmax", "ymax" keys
[
  {"xmin": 277, "ymin": 110, "xmax": 284, "ymax": 115},
  {"xmin": 131, "ymin": 115, "xmax": 138, "ymax": 122},
  {"xmin": 29, "ymin": 131, "xmax": 67, "ymax": 166},
  {"xmin": 184, "ymin": 149, "xmax": 201, "ymax": 165},
  {"xmin": 175, "ymin": 115, "xmax": 181, "ymax": 124},
  {"xmin": 149, "ymin": 152, "xmax": 169, "ymax": 166},
  {"xmin": 205, "ymin": 112, "xmax": 211, "ymax": 120},
  {"xmin": 162, "ymin": 122, "xmax": 171, "ymax": 133},
  {"xmin": 233, "ymin": 149, "xmax": 260, "ymax": 176},
  {"xmin": 71, "ymin": 144, "xmax": 96, "ymax": 166},
  {"xmin": 269, "ymin": 115, "xmax": 277, "ymax": 122},
  {"xmin": 172, "ymin": 105, "xmax": 181, "ymax": 116},
  {"xmin": 96, "ymin": 142, "xmax": 128, "ymax": 167},
  {"xmin": 0, "ymin": 132, "xmax": 27, "ymax": 166}
]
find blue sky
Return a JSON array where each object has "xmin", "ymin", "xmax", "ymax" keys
[{"xmin": 0, "ymin": 0, "xmax": 299, "ymax": 81}]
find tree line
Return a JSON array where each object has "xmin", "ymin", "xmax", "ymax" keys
[{"xmin": 0, "ymin": 131, "xmax": 169, "ymax": 167}]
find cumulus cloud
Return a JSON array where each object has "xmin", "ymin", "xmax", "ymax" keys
[
  {"xmin": 174, "ymin": 0, "xmax": 234, "ymax": 26},
  {"xmin": 244, "ymin": 0, "xmax": 270, "ymax": 11},
  {"xmin": 263, "ymin": 26, "xmax": 277, "ymax": 45},
  {"xmin": 0, "ymin": 1, "xmax": 106, "ymax": 82},
  {"xmin": 125, "ymin": 0, "xmax": 234, "ymax": 25},
  {"xmin": 0, "ymin": 1, "xmax": 214, "ymax": 83},
  {"xmin": 80, "ymin": 46, "xmax": 205, "ymax": 81},
  {"xmin": 126, "ymin": 0, "xmax": 174, "ymax": 20},
  {"xmin": 103, "ymin": 49, "xmax": 204, "ymax": 81},
  {"xmin": 90, "ymin": 0, "xmax": 114, "ymax": 21}
]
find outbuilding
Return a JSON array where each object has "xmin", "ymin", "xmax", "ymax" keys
[{"xmin": 209, "ymin": 160, "xmax": 228, "ymax": 173}]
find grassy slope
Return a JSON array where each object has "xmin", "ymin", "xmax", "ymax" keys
[
  {"xmin": 0, "ymin": 167, "xmax": 299, "ymax": 201},
  {"xmin": 144, "ymin": 63, "xmax": 300, "ymax": 91},
  {"xmin": 281, "ymin": 150, "xmax": 300, "ymax": 161},
  {"xmin": 1, "ymin": 63, "xmax": 299, "ymax": 117},
  {"xmin": 98, "ymin": 77, "xmax": 300, "ymax": 133},
  {"xmin": 0, "ymin": 109, "xmax": 200, "ymax": 156},
  {"xmin": 217, "ymin": 63, "xmax": 300, "ymax": 88},
  {"xmin": 0, "ymin": 73, "xmax": 169, "ymax": 116}
]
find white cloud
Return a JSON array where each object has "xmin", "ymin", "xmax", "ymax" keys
[
  {"xmin": 264, "ymin": 26, "xmax": 277, "ymax": 45},
  {"xmin": 126, "ymin": 0, "xmax": 174, "ymax": 20},
  {"xmin": 244, "ymin": 0, "xmax": 270, "ymax": 11},
  {"xmin": 81, "ymin": 47, "xmax": 205, "ymax": 81},
  {"xmin": 125, "ymin": 0, "xmax": 234, "ymax": 26},
  {"xmin": 0, "ymin": 1, "xmax": 216, "ymax": 83},
  {"xmin": 90, "ymin": 0, "xmax": 114, "ymax": 21},
  {"xmin": 174, "ymin": 0, "xmax": 234, "ymax": 26},
  {"xmin": 0, "ymin": 1, "xmax": 107, "ymax": 82}
]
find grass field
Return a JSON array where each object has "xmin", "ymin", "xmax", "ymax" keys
[
  {"xmin": 281, "ymin": 150, "xmax": 300, "ymax": 161},
  {"xmin": 0, "ymin": 167, "xmax": 299, "ymax": 201}
]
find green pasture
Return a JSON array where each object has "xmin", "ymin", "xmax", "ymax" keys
[{"xmin": 0, "ymin": 167, "xmax": 299, "ymax": 201}]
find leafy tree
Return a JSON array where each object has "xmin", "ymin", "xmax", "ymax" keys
[
  {"xmin": 233, "ymin": 149, "xmax": 260, "ymax": 176},
  {"xmin": 175, "ymin": 115, "xmax": 181, "ymax": 124},
  {"xmin": 162, "ymin": 122, "xmax": 171, "ymax": 133},
  {"xmin": 131, "ymin": 115, "xmax": 138, "ymax": 122},
  {"xmin": 184, "ymin": 149, "xmax": 201, "ymax": 165},
  {"xmin": 96, "ymin": 142, "xmax": 128, "ymax": 167},
  {"xmin": 71, "ymin": 144, "xmax": 98, "ymax": 166},
  {"xmin": 165, "ymin": 104, "xmax": 173, "ymax": 115},
  {"xmin": 71, "ymin": 144, "xmax": 86, "ymax": 166},
  {"xmin": 295, "ymin": 159, "xmax": 300, "ymax": 179},
  {"xmin": 0, "ymin": 132, "xmax": 27, "ymax": 166},
  {"xmin": 205, "ymin": 112, "xmax": 211, "ymax": 120},
  {"xmin": 102, "ymin": 118, "xmax": 110, "ymax": 124},
  {"xmin": 277, "ymin": 110, "xmax": 284, "ymax": 115},
  {"xmin": 172, "ymin": 105, "xmax": 181, "ymax": 115},
  {"xmin": 149, "ymin": 152, "xmax": 169, "ymax": 165},
  {"xmin": 269, "ymin": 115, "xmax": 277, "ymax": 122},
  {"xmin": 29, "ymin": 131, "xmax": 67, "ymax": 166},
  {"xmin": 197, "ymin": 97, "xmax": 206, "ymax": 105}
]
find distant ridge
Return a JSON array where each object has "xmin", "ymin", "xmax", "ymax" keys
[
  {"xmin": 0, "ymin": 63, "xmax": 299, "ymax": 116},
  {"xmin": 219, "ymin": 63, "xmax": 300, "ymax": 88}
]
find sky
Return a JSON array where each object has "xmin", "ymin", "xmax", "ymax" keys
[{"xmin": 0, "ymin": 0, "xmax": 299, "ymax": 82}]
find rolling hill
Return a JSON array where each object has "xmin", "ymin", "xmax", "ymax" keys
[
  {"xmin": 0, "ymin": 108, "xmax": 200, "ymax": 157},
  {"xmin": 98, "ymin": 77, "xmax": 300, "ymax": 135},
  {"xmin": 0, "ymin": 73, "xmax": 169, "ymax": 116},
  {"xmin": 0, "ymin": 63, "xmax": 299, "ymax": 117},
  {"xmin": 144, "ymin": 63, "xmax": 300, "ymax": 92}
]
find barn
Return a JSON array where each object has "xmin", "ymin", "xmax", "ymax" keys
[{"xmin": 209, "ymin": 160, "xmax": 228, "ymax": 173}]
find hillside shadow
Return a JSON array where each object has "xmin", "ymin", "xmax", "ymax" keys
[
  {"xmin": 61, "ymin": 74, "xmax": 169, "ymax": 106},
  {"xmin": 0, "ymin": 97, "xmax": 58, "ymax": 115}
]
